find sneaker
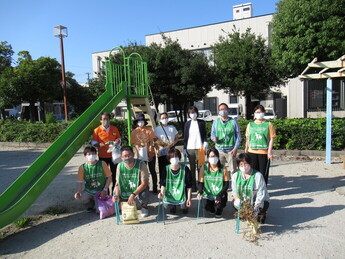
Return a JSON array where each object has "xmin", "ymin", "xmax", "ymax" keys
[
  {"xmin": 170, "ymin": 205, "xmax": 177, "ymax": 214},
  {"xmin": 215, "ymin": 208, "xmax": 223, "ymax": 218},
  {"xmin": 141, "ymin": 207, "xmax": 149, "ymax": 217}
]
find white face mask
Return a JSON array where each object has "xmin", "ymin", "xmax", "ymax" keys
[
  {"xmin": 137, "ymin": 121, "xmax": 145, "ymax": 127},
  {"xmin": 239, "ymin": 165, "xmax": 251, "ymax": 173},
  {"xmin": 170, "ymin": 157, "xmax": 180, "ymax": 166},
  {"xmin": 218, "ymin": 110, "xmax": 228, "ymax": 117},
  {"xmin": 87, "ymin": 154, "xmax": 97, "ymax": 162},
  {"xmin": 208, "ymin": 157, "xmax": 219, "ymax": 165},
  {"xmin": 160, "ymin": 119, "xmax": 169, "ymax": 125},
  {"xmin": 254, "ymin": 113, "xmax": 265, "ymax": 119},
  {"xmin": 189, "ymin": 113, "xmax": 197, "ymax": 120}
]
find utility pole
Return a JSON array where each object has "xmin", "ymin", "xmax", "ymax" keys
[{"xmin": 85, "ymin": 72, "xmax": 91, "ymax": 83}]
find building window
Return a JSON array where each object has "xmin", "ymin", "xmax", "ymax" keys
[
  {"xmin": 307, "ymin": 79, "xmax": 344, "ymax": 111},
  {"xmin": 229, "ymin": 95, "xmax": 238, "ymax": 104},
  {"xmin": 204, "ymin": 97, "xmax": 217, "ymax": 115}
]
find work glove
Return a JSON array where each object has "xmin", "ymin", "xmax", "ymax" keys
[{"xmin": 234, "ymin": 198, "xmax": 241, "ymax": 209}]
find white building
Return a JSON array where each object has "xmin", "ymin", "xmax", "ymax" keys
[{"xmin": 92, "ymin": 4, "xmax": 345, "ymax": 119}]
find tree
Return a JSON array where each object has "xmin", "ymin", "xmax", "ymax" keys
[
  {"xmin": 13, "ymin": 52, "xmax": 62, "ymax": 122},
  {"xmin": 88, "ymin": 71, "xmax": 106, "ymax": 101},
  {"xmin": 145, "ymin": 38, "xmax": 214, "ymax": 123},
  {"xmin": 0, "ymin": 41, "xmax": 14, "ymax": 73},
  {"xmin": 213, "ymin": 29, "xmax": 282, "ymax": 119},
  {"xmin": 271, "ymin": 0, "xmax": 345, "ymax": 78},
  {"xmin": 0, "ymin": 41, "xmax": 15, "ymax": 119},
  {"xmin": 108, "ymin": 40, "xmax": 214, "ymax": 124},
  {"xmin": 65, "ymin": 72, "xmax": 92, "ymax": 116}
]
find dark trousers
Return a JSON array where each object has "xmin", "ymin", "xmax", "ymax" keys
[
  {"xmin": 205, "ymin": 193, "xmax": 228, "ymax": 211},
  {"xmin": 158, "ymin": 155, "xmax": 169, "ymax": 186},
  {"xmin": 248, "ymin": 153, "xmax": 270, "ymax": 185},
  {"xmin": 99, "ymin": 157, "xmax": 117, "ymax": 194},
  {"xmin": 146, "ymin": 157, "xmax": 158, "ymax": 192}
]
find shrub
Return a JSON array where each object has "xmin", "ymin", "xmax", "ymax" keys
[{"xmin": 1, "ymin": 118, "xmax": 344, "ymax": 150}]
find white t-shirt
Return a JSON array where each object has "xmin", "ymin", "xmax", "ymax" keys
[
  {"xmin": 154, "ymin": 125, "xmax": 178, "ymax": 156},
  {"xmin": 187, "ymin": 120, "xmax": 202, "ymax": 149}
]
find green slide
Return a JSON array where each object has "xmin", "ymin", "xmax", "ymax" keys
[{"xmin": 0, "ymin": 86, "xmax": 126, "ymax": 229}]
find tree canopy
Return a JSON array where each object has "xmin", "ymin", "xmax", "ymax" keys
[
  {"xmin": 94, "ymin": 40, "xmax": 215, "ymax": 123},
  {"xmin": 271, "ymin": 0, "xmax": 345, "ymax": 78},
  {"xmin": 213, "ymin": 29, "xmax": 281, "ymax": 119},
  {"xmin": 12, "ymin": 53, "xmax": 62, "ymax": 121},
  {"xmin": 147, "ymin": 38, "xmax": 214, "ymax": 122}
]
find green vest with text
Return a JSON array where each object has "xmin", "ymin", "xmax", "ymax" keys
[
  {"xmin": 83, "ymin": 160, "xmax": 106, "ymax": 195},
  {"xmin": 215, "ymin": 118, "xmax": 235, "ymax": 149},
  {"xmin": 203, "ymin": 164, "xmax": 224, "ymax": 200},
  {"xmin": 119, "ymin": 159, "xmax": 140, "ymax": 199},
  {"xmin": 235, "ymin": 169, "xmax": 259, "ymax": 202},
  {"xmin": 163, "ymin": 164, "xmax": 186, "ymax": 205},
  {"xmin": 248, "ymin": 121, "xmax": 269, "ymax": 149}
]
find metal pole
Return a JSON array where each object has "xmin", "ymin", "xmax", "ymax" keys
[
  {"xmin": 126, "ymin": 96, "xmax": 132, "ymax": 145},
  {"xmin": 59, "ymin": 35, "xmax": 68, "ymax": 121},
  {"xmin": 325, "ymin": 78, "xmax": 332, "ymax": 164}
]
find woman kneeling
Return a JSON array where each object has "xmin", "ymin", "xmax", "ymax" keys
[
  {"xmin": 231, "ymin": 153, "xmax": 269, "ymax": 223},
  {"xmin": 158, "ymin": 148, "xmax": 192, "ymax": 214},
  {"xmin": 197, "ymin": 148, "xmax": 229, "ymax": 218}
]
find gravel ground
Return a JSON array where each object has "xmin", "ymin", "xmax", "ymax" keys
[{"xmin": 0, "ymin": 145, "xmax": 345, "ymax": 258}]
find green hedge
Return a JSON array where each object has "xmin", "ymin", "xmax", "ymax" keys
[{"xmin": 1, "ymin": 118, "xmax": 344, "ymax": 150}]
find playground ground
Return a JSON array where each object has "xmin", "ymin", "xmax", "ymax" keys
[{"xmin": 0, "ymin": 145, "xmax": 345, "ymax": 258}]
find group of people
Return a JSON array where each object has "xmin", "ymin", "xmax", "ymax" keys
[{"xmin": 74, "ymin": 103, "xmax": 276, "ymax": 223}]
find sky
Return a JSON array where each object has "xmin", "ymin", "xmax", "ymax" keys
[{"xmin": 0, "ymin": 0, "xmax": 279, "ymax": 84}]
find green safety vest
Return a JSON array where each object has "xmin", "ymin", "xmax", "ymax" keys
[
  {"xmin": 235, "ymin": 169, "xmax": 259, "ymax": 203},
  {"xmin": 203, "ymin": 164, "xmax": 224, "ymax": 200},
  {"xmin": 118, "ymin": 159, "xmax": 141, "ymax": 199},
  {"xmin": 215, "ymin": 118, "xmax": 235, "ymax": 149},
  {"xmin": 163, "ymin": 164, "xmax": 186, "ymax": 205},
  {"xmin": 83, "ymin": 160, "xmax": 106, "ymax": 195},
  {"xmin": 248, "ymin": 121, "xmax": 269, "ymax": 149}
]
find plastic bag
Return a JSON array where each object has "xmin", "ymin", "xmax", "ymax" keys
[
  {"xmin": 198, "ymin": 148, "xmax": 205, "ymax": 166},
  {"xmin": 138, "ymin": 146, "xmax": 148, "ymax": 162},
  {"xmin": 121, "ymin": 202, "xmax": 140, "ymax": 224},
  {"xmin": 96, "ymin": 193, "xmax": 115, "ymax": 219},
  {"xmin": 107, "ymin": 143, "xmax": 122, "ymax": 164}
]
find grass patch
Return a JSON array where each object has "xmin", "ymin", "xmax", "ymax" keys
[
  {"xmin": 12, "ymin": 217, "xmax": 31, "ymax": 228},
  {"xmin": 43, "ymin": 205, "xmax": 68, "ymax": 215}
]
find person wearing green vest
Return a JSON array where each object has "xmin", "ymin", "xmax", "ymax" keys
[
  {"xmin": 197, "ymin": 148, "xmax": 229, "ymax": 217},
  {"xmin": 231, "ymin": 153, "xmax": 269, "ymax": 223},
  {"xmin": 112, "ymin": 146, "xmax": 150, "ymax": 217},
  {"xmin": 245, "ymin": 105, "xmax": 276, "ymax": 185},
  {"xmin": 74, "ymin": 146, "xmax": 112, "ymax": 212},
  {"xmin": 211, "ymin": 103, "xmax": 241, "ymax": 174},
  {"xmin": 158, "ymin": 148, "xmax": 193, "ymax": 214}
]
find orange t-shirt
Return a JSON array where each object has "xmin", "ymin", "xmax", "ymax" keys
[
  {"xmin": 92, "ymin": 125, "xmax": 121, "ymax": 158},
  {"xmin": 130, "ymin": 126, "xmax": 156, "ymax": 160}
]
